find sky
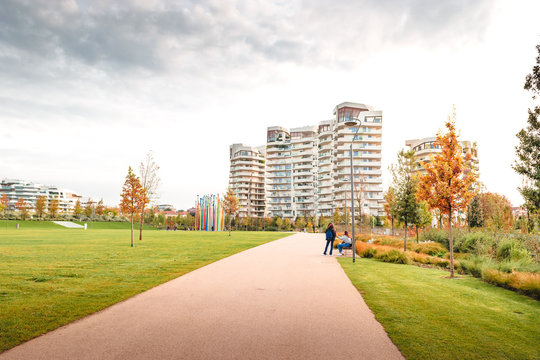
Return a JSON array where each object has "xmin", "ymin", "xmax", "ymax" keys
[{"xmin": 1, "ymin": 0, "xmax": 539, "ymax": 210}]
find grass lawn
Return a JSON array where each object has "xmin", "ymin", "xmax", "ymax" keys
[
  {"xmin": 0, "ymin": 229, "xmax": 288, "ymax": 352},
  {"xmin": 0, "ymin": 220, "xmax": 156, "ymax": 230},
  {"xmin": 0, "ymin": 220, "xmax": 66, "ymax": 229},
  {"xmin": 339, "ymin": 258, "xmax": 540, "ymax": 360}
]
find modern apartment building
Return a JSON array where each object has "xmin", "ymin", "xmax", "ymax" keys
[
  {"xmin": 405, "ymin": 137, "xmax": 479, "ymax": 175},
  {"xmin": 265, "ymin": 102, "xmax": 385, "ymax": 220},
  {"xmin": 266, "ymin": 126, "xmax": 318, "ymax": 219},
  {"xmin": 228, "ymin": 143, "xmax": 266, "ymax": 218},
  {"xmin": 325, "ymin": 102, "xmax": 384, "ymax": 218},
  {"xmin": 0, "ymin": 179, "xmax": 82, "ymax": 212}
]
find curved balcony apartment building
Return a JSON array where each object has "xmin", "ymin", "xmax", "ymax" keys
[
  {"xmin": 264, "ymin": 102, "xmax": 384, "ymax": 220},
  {"xmin": 228, "ymin": 143, "xmax": 266, "ymax": 218},
  {"xmin": 266, "ymin": 126, "xmax": 318, "ymax": 219},
  {"xmin": 321, "ymin": 102, "xmax": 384, "ymax": 218},
  {"xmin": 405, "ymin": 137, "xmax": 479, "ymax": 175}
]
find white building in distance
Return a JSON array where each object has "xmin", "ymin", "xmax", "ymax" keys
[{"xmin": 0, "ymin": 179, "xmax": 82, "ymax": 212}]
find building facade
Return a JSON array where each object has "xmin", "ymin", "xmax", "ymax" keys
[
  {"xmin": 322, "ymin": 102, "xmax": 384, "ymax": 219},
  {"xmin": 266, "ymin": 126, "xmax": 318, "ymax": 219},
  {"xmin": 405, "ymin": 137, "xmax": 479, "ymax": 175},
  {"xmin": 228, "ymin": 143, "xmax": 266, "ymax": 218},
  {"xmin": 0, "ymin": 179, "xmax": 82, "ymax": 212},
  {"xmin": 264, "ymin": 102, "xmax": 384, "ymax": 220}
]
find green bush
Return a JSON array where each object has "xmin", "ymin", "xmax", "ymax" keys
[
  {"xmin": 460, "ymin": 256, "xmax": 496, "ymax": 278},
  {"xmin": 455, "ymin": 232, "xmax": 494, "ymax": 254},
  {"xmin": 496, "ymin": 239, "xmax": 531, "ymax": 261},
  {"xmin": 363, "ymin": 248, "xmax": 377, "ymax": 258},
  {"xmin": 411, "ymin": 242, "xmax": 447, "ymax": 256},
  {"xmin": 421, "ymin": 229, "xmax": 449, "ymax": 249},
  {"xmin": 376, "ymin": 249, "xmax": 409, "ymax": 264}
]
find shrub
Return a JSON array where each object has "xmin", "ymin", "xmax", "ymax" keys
[
  {"xmin": 363, "ymin": 248, "xmax": 377, "ymax": 258},
  {"xmin": 376, "ymin": 249, "xmax": 410, "ymax": 264},
  {"xmin": 496, "ymin": 239, "xmax": 531, "ymax": 262},
  {"xmin": 421, "ymin": 229, "xmax": 449, "ymax": 249},
  {"xmin": 455, "ymin": 232, "xmax": 495, "ymax": 254},
  {"xmin": 481, "ymin": 269, "xmax": 540, "ymax": 299},
  {"xmin": 460, "ymin": 256, "xmax": 495, "ymax": 278},
  {"xmin": 410, "ymin": 242, "xmax": 447, "ymax": 256}
]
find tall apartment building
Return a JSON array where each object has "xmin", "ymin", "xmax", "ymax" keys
[
  {"xmin": 228, "ymin": 143, "xmax": 266, "ymax": 218},
  {"xmin": 0, "ymin": 179, "xmax": 82, "ymax": 212},
  {"xmin": 264, "ymin": 102, "xmax": 384, "ymax": 220},
  {"xmin": 405, "ymin": 137, "xmax": 479, "ymax": 175},
  {"xmin": 266, "ymin": 126, "xmax": 318, "ymax": 219}
]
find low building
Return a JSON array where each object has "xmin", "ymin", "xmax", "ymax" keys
[
  {"xmin": 0, "ymin": 179, "xmax": 82, "ymax": 212},
  {"xmin": 157, "ymin": 204, "xmax": 176, "ymax": 212}
]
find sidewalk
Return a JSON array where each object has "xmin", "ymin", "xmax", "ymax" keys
[{"xmin": 1, "ymin": 233, "xmax": 403, "ymax": 360}]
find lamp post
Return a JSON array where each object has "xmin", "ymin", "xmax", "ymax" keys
[{"xmin": 344, "ymin": 117, "xmax": 362, "ymax": 263}]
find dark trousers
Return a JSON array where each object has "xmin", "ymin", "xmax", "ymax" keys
[{"xmin": 324, "ymin": 240, "xmax": 334, "ymax": 255}]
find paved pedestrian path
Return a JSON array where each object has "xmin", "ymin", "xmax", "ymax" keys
[{"xmin": 1, "ymin": 233, "xmax": 403, "ymax": 360}]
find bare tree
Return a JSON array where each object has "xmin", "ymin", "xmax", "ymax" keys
[
  {"xmin": 139, "ymin": 151, "xmax": 160, "ymax": 240},
  {"xmin": 354, "ymin": 174, "xmax": 367, "ymax": 231}
]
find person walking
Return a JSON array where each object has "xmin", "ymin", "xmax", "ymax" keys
[
  {"xmin": 337, "ymin": 230, "xmax": 353, "ymax": 255},
  {"xmin": 323, "ymin": 222, "xmax": 337, "ymax": 256}
]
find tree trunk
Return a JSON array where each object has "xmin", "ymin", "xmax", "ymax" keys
[
  {"xmin": 416, "ymin": 225, "xmax": 419, "ymax": 243},
  {"xmin": 391, "ymin": 218, "xmax": 394, "ymax": 236},
  {"xmin": 404, "ymin": 223, "xmax": 407, "ymax": 251},
  {"xmin": 130, "ymin": 214, "xmax": 134, "ymax": 247},
  {"xmin": 228, "ymin": 215, "xmax": 232, "ymax": 236},
  {"xmin": 139, "ymin": 206, "xmax": 144, "ymax": 241},
  {"xmin": 449, "ymin": 208, "xmax": 454, "ymax": 278}
]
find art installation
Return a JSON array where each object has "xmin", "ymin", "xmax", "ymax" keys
[{"xmin": 195, "ymin": 194, "xmax": 225, "ymax": 231}]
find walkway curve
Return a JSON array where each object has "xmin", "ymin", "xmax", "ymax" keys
[{"xmin": 1, "ymin": 233, "xmax": 403, "ymax": 360}]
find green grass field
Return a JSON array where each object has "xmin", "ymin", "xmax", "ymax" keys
[
  {"xmin": 0, "ymin": 220, "xmax": 155, "ymax": 230},
  {"xmin": 0, "ymin": 228, "xmax": 288, "ymax": 352},
  {"xmin": 339, "ymin": 258, "xmax": 540, "ymax": 360}
]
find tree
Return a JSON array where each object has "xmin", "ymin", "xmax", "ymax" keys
[
  {"xmin": 476, "ymin": 192, "xmax": 513, "ymax": 230},
  {"xmin": 96, "ymin": 199, "xmax": 105, "ymax": 216},
  {"xmin": 391, "ymin": 149, "xmax": 420, "ymax": 251},
  {"xmin": 513, "ymin": 43, "xmax": 540, "ymax": 230},
  {"xmin": 418, "ymin": 111, "xmax": 477, "ymax": 277},
  {"xmin": 35, "ymin": 195, "xmax": 46, "ymax": 220},
  {"xmin": 120, "ymin": 167, "xmax": 147, "ymax": 247},
  {"xmin": 383, "ymin": 187, "xmax": 398, "ymax": 236},
  {"xmin": 332, "ymin": 208, "xmax": 342, "ymax": 225},
  {"xmin": 222, "ymin": 187, "xmax": 239, "ymax": 236},
  {"xmin": 0, "ymin": 194, "xmax": 8, "ymax": 228},
  {"xmin": 138, "ymin": 151, "xmax": 160, "ymax": 241},
  {"xmin": 16, "ymin": 198, "xmax": 30, "ymax": 220},
  {"xmin": 48, "ymin": 198, "xmax": 60, "ymax": 219},
  {"xmin": 73, "ymin": 199, "xmax": 83, "ymax": 219},
  {"xmin": 295, "ymin": 217, "xmax": 306, "ymax": 231},
  {"xmin": 467, "ymin": 195, "xmax": 484, "ymax": 229},
  {"xmin": 415, "ymin": 202, "xmax": 432, "ymax": 242},
  {"xmin": 275, "ymin": 217, "xmax": 283, "ymax": 230},
  {"xmin": 84, "ymin": 198, "xmax": 94, "ymax": 218},
  {"xmin": 282, "ymin": 218, "xmax": 292, "ymax": 231}
]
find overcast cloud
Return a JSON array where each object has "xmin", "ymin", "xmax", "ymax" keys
[{"xmin": 0, "ymin": 0, "xmax": 539, "ymax": 208}]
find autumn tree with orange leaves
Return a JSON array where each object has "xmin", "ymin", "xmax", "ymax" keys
[
  {"xmin": 16, "ymin": 198, "xmax": 30, "ymax": 220},
  {"xmin": 120, "ymin": 167, "xmax": 148, "ymax": 247},
  {"xmin": 418, "ymin": 110, "xmax": 477, "ymax": 278},
  {"xmin": 223, "ymin": 187, "xmax": 239, "ymax": 236},
  {"xmin": 1, "ymin": 194, "xmax": 9, "ymax": 228},
  {"xmin": 35, "ymin": 195, "xmax": 46, "ymax": 220}
]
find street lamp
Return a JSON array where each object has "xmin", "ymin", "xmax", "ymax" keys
[{"xmin": 344, "ymin": 117, "xmax": 362, "ymax": 262}]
